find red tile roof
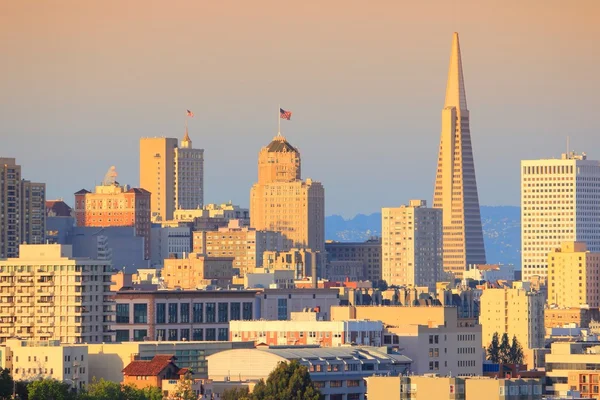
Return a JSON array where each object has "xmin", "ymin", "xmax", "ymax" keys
[{"xmin": 122, "ymin": 355, "xmax": 178, "ymax": 376}]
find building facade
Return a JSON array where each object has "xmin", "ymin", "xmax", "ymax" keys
[
  {"xmin": 325, "ymin": 239, "xmax": 382, "ymax": 283},
  {"xmin": 548, "ymin": 241, "xmax": 600, "ymax": 308},
  {"xmin": 174, "ymin": 131, "xmax": 204, "ymax": 211},
  {"xmin": 162, "ymin": 253, "xmax": 234, "ymax": 289},
  {"xmin": 259, "ymin": 288, "xmax": 340, "ymax": 321},
  {"xmin": 250, "ymin": 134, "xmax": 325, "ymax": 253},
  {"xmin": 0, "ymin": 158, "xmax": 46, "ymax": 258},
  {"xmin": 74, "ymin": 183, "xmax": 151, "ymax": 259},
  {"xmin": 0, "ymin": 244, "xmax": 115, "ymax": 344},
  {"xmin": 432, "ymin": 33, "xmax": 486, "ymax": 278},
  {"xmin": 382, "ymin": 200, "xmax": 443, "ymax": 289},
  {"xmin": 521, "ymin": 152, "xmax": 600, "ymax": 282},
  {"xmin": 150, "ymin": 225, "xmax": 192, "ymax": 267}
]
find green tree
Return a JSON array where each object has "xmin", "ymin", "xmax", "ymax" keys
[
  {"xmin": 169, "ymin": 372, "xmax": 195, "ymax": 400},
  {"xmin": 0, "ymin": 368, "xmax": 14, "ymax": 399},
  {"xmin": 27, "ymin": 379, "xmax": 76, "ymax": 400},
  {"xmin": 377, "ymin": 280, "xmax": 388, "ymax": 291},
  {"xmin": 80, "ymin": 379, "xmax": 122, "ymax": 400},
  {"xmin": 140, "ymin": 387, "xmax": 163, "ymax": 400},
  {"xmin": 499, "ymin": 333, "xmax": 511, "ymax": 364},
  {"xmin": 509, "ymin": 335, "xmax": 525, "ymax": 365},
  {"xmin": 251, "ymin": 360, "xmax": 320, "ymax": 400},
  {"xmin": 221, "ymin": 387, "xmax": 250, "ymax": 400},
  {"xmin": 486, "ymin": 332, "xmax": 500, "ymax": 363}
]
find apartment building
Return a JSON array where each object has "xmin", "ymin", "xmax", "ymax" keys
[
  {"xmin": 548, "ymin": 241, "xmax": 600, "ymax": 308},
  {"xmin": 162, "ymin": 253, "xmax": 234, "ymax": 289},
  {"xmin": 259, "ymin": 288, "xmax": 340, "ymax": 321},
  {"xmin": 0, "ymin": 244, "xmax": 115, "ymax": 344},
  {"xmin": 150, "ymin": 225, "xmax": 192, "ymax": 267},
  {"xmin": 545, "ymin": 342, "xmax": 600, "ymax": 397},
  {"xmin": 262, "ymin": 248, "xmax": 323, "ymax": 280},
  {"xmin": 381, "ymin": 200, "xmax": 443, "ymax": 289},
  {"xmin": 113, "ymin": 289, "xmax": 258, "ymax": 343},
  {"xmin": 325, "ymin": 238, "xmax": 382, "ymax": 283}
]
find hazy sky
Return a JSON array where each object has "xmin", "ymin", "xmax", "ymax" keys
[{"xmin": 1, "ymin": 0, "xmax": 598, "ymax": 217}]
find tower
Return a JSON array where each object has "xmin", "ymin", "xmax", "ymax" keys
[{"xmin": 433, "ymin": 33, "xmax": 486, "ymax": 277}]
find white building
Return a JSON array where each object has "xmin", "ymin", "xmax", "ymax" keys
[
  {"xmin": 521, "ymin": 152, "xmax": 600, "ymax": 281},
  {"xmin": 463, "ymin": 264, "xmax": 515, "ymax": 282},
  {"xmin": 382, "ymin": 200, "xmax": 443, "ymax": 289}
]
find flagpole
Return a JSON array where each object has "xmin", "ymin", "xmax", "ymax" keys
[{"xmin": 278, "ymin": 104, "xmax": 281, "ymax": 136}]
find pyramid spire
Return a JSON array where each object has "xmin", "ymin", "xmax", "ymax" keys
[
  {"xmin": 444, "ymin": 32, "xmax": 468, "ymax": 110},
  {"xmin": 181, "ymin": 127, "xmax": 192, "ymax": 148}
]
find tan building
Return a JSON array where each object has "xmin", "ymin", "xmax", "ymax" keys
[
  {"xmin": 162, "ymin": 253, "xmax": 234, "ymax": 289},
  {"xmin": 0, "ymin": 158, "xmax": 46, "ymax": 258},
  {"xmin": 259, "ymin": 288, "xmax": 340, "ymax": 321},
  {"xmin": 0, "ymin": 244, "xmax": 115, "ymax": 344},
  {"xmin": 249, "ymin": 134, "xmax": 325, "ymax": 253},
  {"xmin": 192, "ymin": 220, "xmax": 288, "ymax": 276},
  {"xmin": 548, "ymin": 241, "xmax": 600, "ymax": 308},
  {"xmin": 479, "ymin": 283, "xmax": 545, "ymax": 353},
  {"xmin": 2, "ymin": 339, "xmax": 88, "ymax": 391},
  {"xmin": 521, "ymin": 152, "xmax": 600, "ymax": 282},
  {"xmin": 332, "ymin": 305, "xmax": 483, "ymax": 376},
  {"xmin": 432, "ymin": 33, "xmax": 486, "ymax": 278},
  {"xmin": 325, "ymin": 238, "xmax": 382, "ymax": 283},
  {"xmin": 545, "ymin": 342, "xmax": 600, "ymax": 396},
  {"xmin": 382, "ymin": 200, "xmax": 442, "ymax": 289},
  {"xmin": 140, "ymin": 134, "xmax": 204, "ymax": 222},
  {"xmin": 568, "ymin": 370, "xmax": 600, "ymax": 399},
  {"xmin": 262, "ymin": 248, "xmax": 323, "ymax": 280}
]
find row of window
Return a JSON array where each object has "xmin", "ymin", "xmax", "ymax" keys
[
  {"xmin": 115, "ymin": 327, "xmax": 229, "ymax": 342},
  {"xmin": 116, "ymin": 302, "xmax": 254, "ymax": 325}
]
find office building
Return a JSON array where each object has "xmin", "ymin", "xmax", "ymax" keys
[
  {"xmin": 150, "ymin": 225, "xmax": 192, "ymax": 267},
  {"xmin": 0, "ymin": 244, "xmax": 115, "ymax": 344},
  {"xmin": 162, "ymin": 253, "xmax": 234, "ymax": 289},
  {"xmin": 521, "ymin": 151, "xmax": 600, "ymax": 281},
  {"xmin": 479, "ymin": 282, "xmax": 545, "ymax": 353},
  {"xmin": 0, "ymin": 158, "xmax": 46, "ymax": 258},
  {"xmin": 175, "ymin": 130, "xmax": 204, "ymax": 211},
  {"xmin": 249, "ymin": 134, "xmax": 325, "ymax": 253},
  {"xmin": 382, "ymin": 200, "xmax": 443, "ymax": 289},
  {"xmin": 548, "ymin": 241, "xmax": 600, "ymax": 308},
  {"xmin": 325, "ymin": 238, "xmax": 382, "ymax": 283},
  {"xmin": 259, "ymin": 288, "xmax": 340, "ymax": 321},
  {"xmin": 432, "ymin": 33, "xmax": 486, "ymax": 278}
]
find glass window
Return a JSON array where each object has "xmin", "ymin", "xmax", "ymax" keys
[
  {"xmin": 277, "ymin": 298, "xmax": 287, "ymax": 320},
  {"xmin": 206, "ymin": 303, "xmax": 216, "ymax": 323},
  {"xmin": 133, "ymin": 329, "xmax": 147, "ymax": 342},
  {"xmin": 218, "ymin": 303, "xmax": 228, "ymax": 323},
  {"xmin": 218, "ymin": 328, "xmax": 228, "ymax": 341},
  {"xmin": 192, "ymin": 328, "xmax": 203, "ymax": 341},
  {"xmin": 180, "ymin": 303, "xmax": 190, "ymax": 323},
  {"xmin": 116, "ymin": 304, "xmax": 129, "ymax": 323},
  {"xmin": 230, "ymin": 303, "xmax": 241, "ymax": 321},
  {"xmin": 156, "ymin": 304, "xmax": 166, "ymax": 324},
  {"xmin": 168, "ymin": 329, "xmax": 178, "ymax": 341},
  {"xmin": 180, "ymin": 329, "xmax": 190, "ymax": 341},
  {"xmin": 242, "ymin": 302, "xmax": 253, "ymax": 320},
  {"xmin": 168, "ymin": 303, "xmax": 178, "ymax": 324},
  {"xmin": 133, "ymin": 304, "xmax": 147, "ymax": 324},
  {"xmin": 156, "ymin": 329, "xmax": 166, "ymax": 341},
  {"xmin": 205, "ymin": 328, "xmax": 216, "ymax": 341},
  {"xmin": 116, "ymin": 330, "xmax": 129, "ymax": 342},
  {"xmin": 192, "ymin": 303, "xmax": 203, "ymax": 323}
]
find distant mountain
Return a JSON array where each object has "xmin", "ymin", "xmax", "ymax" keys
[{"xmin": 325, "ymin": 205, "xmax": 521, "ymax": 268}]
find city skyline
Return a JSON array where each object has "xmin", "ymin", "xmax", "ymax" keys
[{"xmin": 1, "ymin": 1, "xmax": 599, "ymax": 217}]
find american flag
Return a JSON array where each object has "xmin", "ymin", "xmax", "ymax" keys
[
  {"xmin": 280, "ymin": 108, "xmax": 292, "ymax": 120},
  {"xmin": 186, "ymin": 110, "xmax": 194, "ymax": 117}
]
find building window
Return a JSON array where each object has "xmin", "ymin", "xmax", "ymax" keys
[
  {"xmin": 192, "ymin": 328, "xmax": 203, "ymax": 341},
  {"xmin": 218, "ymin": 328, "xmax": 228, "ymax": 341},
  {"xmin": 168, "ymin": 304, "xmax": 178, "ymax": 323},
  {"xmin": 230, "ymin": 303, "xmax": 241, "ymax": 321},
  {"xmin": 192, "ymin": 303, "xmax": 203, "ymax": 323},
  {"xmin": 116, "ymin": 304, "xmax": 129, "ymax": 323},
  {"xmin": 206, "ymin": 303, "xmax": 216, "ymax": 323},
  {"xmin": 168, "ymin": 329, "xmax": 178, "ymax": 341},
  {"xmin": 242, "ymin": 302, "xmax": 253, "ymax": 320},
  {"xmin": 156, "ymin": 329, "xmax": 166, "ymax": 341},
  {"xmin": 133, "ymin": 329, "xmax": 147, "ymax": 342},
  {"xmin": 180, "ymin": 329, "xmax": 190, "ymax": 341},
  {"xmin": 133, "ymin": 304, "xmax": 147, "ymax": 324},
  {"xmin": 218, "ymin": 303, "xmax": 228, "ymax": 323},
  {"xmin": 277, "ymin": 298, "xmax": 288, "ymax": 321},
  {"xmin": 180, "ymin": 303, "xmax": 190, "ymax": 323},
  {"xmin": 156, "ymin": 304, "xmax": 166, "ymax": 324},
  {"xmin": 116, "ymin": 330, "xmax": 129, "ymax": 342},
  {"xmin": 205, "ymin": 328, "xmax": 216, "ymax": 341}
]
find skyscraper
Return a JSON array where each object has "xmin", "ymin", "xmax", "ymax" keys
[
  {"xmin": 521, "ymin": 152, "xmax": 600, "ymax": 281},
  {"xmin": 250, "ymin": 134, "xmax": 325, "ymax": 253},
  {"xmin": 140, "ymin": 131, "xmax": 204, "ymax": 222},
  {"xmin": 433, "ymin": 33, "xmax": 486, "ymax": 277}
]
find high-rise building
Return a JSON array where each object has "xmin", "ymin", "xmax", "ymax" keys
[
  {"xmin": 250, "ymin": 134, "xmax": 325, "ymax": 253},
  {"xmin": 73, "ymin": 179, "xmax": 151, "ymax": 259},
  {"xmin": 0, "ymin": 158, "xmax": 46, "ymax": 258},
  {"xmin": 0, "ymin": 244, "xmax": 115, "ymax": 344},
  {"xmin": 521, "ymin": 152, "xmax": 600, "ymax": 281},
  {"xmin": 432, "ymin": 33, "xmax": 486, "ymax": 278},
  {"xmin": 140, "ymin": 133, "xmax": 204, "ymax": 222},
  {"xmin": 548, "ymin": 241, "xmax": 600, "ymax": 308},
  {"xmin": 381, "ymin": 200, "xmax": 442, "ymax": 289}
]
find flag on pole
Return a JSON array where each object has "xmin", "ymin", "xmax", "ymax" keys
[
  {"xmin": 280, "ymin": 108, "xmax": 292, "ymax": 120},
  {"xmin": 186, "ymin": 110, "xmax": 194, "ymax": 117}
]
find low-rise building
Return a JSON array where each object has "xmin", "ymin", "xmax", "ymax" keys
[
  {"xmin": 243, "ymin": 269, "xmax": 295, "ymax": 289},
  {"xmin": 162, "ymin": 253, "xmax": 234, "ymax": 289},
  {"xmin": 150, "ymin": 226, "xmax": 192, "ymax": 267},
  {"xmin": 259, "ymin": 288, "xmax": 340, "ymax": 321},
  {"xmin": 463, "ymin": 264, "xmax": 515, "ymax": 282},
  {"xmin": 545, "ymin": 342, "xmax": 600, "ymax": 397}
]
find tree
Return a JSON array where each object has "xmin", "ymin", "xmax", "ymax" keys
[
  {"xmin": 27, "ymin": 379, "xmax": 76, "ymax": 400},
  {"xmin": 0, "ymin": 368, "xmax": 14, "ymax": 399},
  {"xmin": 499, "ymin": 333, "xmax": 511, "ymax": 364},
  {"xmin": 221, "ymin": 387, "xmax": 250, "ymax": 400},
  {"xmin": 80, "ymin": 379, "xmax": 122, "ymax": 400},
  {"xmin": 140, "ymin": 387, "xmax": 163, "ymax": 400},
  {"xmin": 377, "ymin": 280, "xmax": 388, "ymax": 291},
  {"xmin": 251, "ymin": 360, "xmax": 320, "ymax": 400},
  {"xmin": 169, "ymin": 372, "xmax": 196, "ymax": 400},
  {"xmin": 509, "ymin": 335, "xmax": 525, "ymax": 365},
  {"xmin": 486, "ymin": 332, "xmax": 500, "ymax": 363}
]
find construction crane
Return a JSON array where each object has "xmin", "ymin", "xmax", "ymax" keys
[{"xmin": 102, "ymin": 166, "xmax": 118, "ymax": 186}]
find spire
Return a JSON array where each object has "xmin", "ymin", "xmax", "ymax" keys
[
  {"xmin": 444, "ymin": 32, "xmax": 468, "ymax": 110},
  {"xmin": 181, "ymin": 127, "xmax": 192, "ymax": 148}
]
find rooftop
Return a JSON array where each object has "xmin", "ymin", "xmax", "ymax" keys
[{"xmin": 122, "ymin": 355, "xmax": 177, "ymax": 376}]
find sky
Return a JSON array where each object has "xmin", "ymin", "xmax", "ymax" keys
[{"xmin": 1, "ymin": 0, "xmax": 599, "ymax": 218}]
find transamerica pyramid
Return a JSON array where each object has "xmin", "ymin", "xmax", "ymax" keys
[{"xmin": 433, "ymin": 32, "xmax": 486, "ymax": 278}]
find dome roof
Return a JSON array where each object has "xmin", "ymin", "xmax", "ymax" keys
[{"xmin": 266, "ymin": 135, "xmax": 298, "ymax": 153}]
